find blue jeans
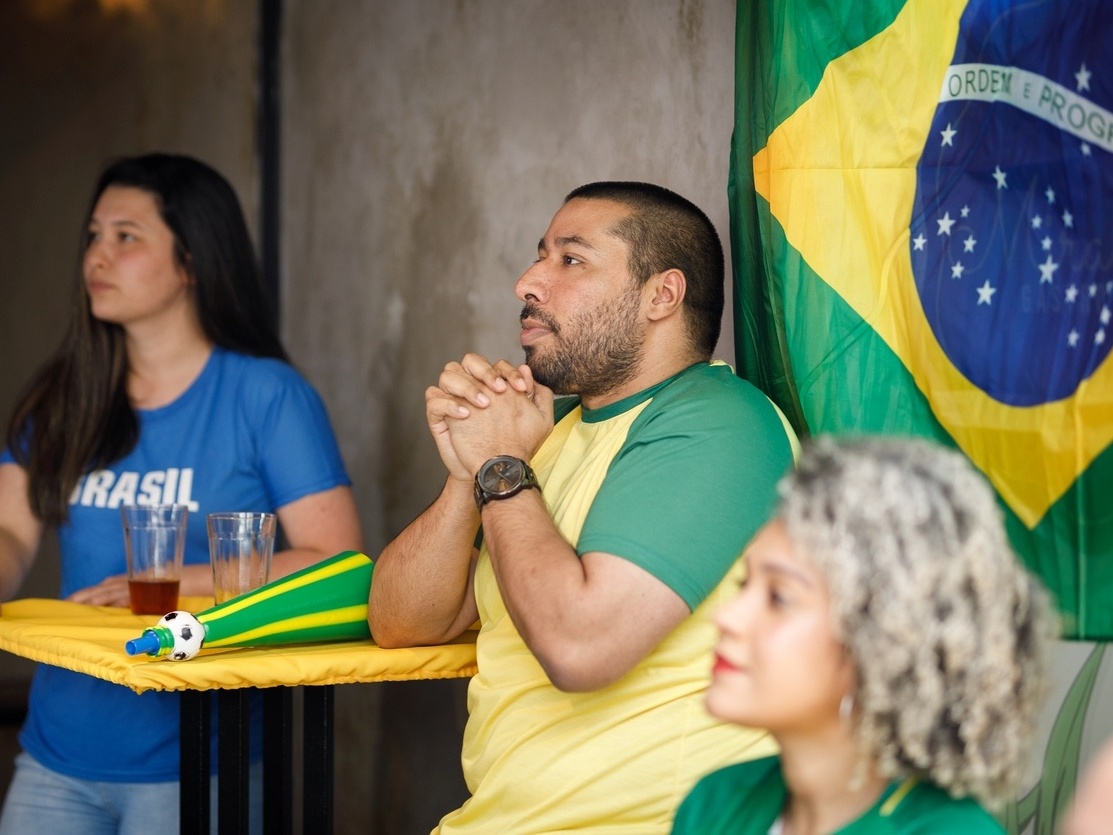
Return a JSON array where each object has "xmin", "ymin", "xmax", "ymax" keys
[{"xmin": 0, "ymin": 752, "xmax": 262, "ymax": 835}]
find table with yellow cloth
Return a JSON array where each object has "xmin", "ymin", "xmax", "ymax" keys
[{"xmin": 0, "ymin": 597, "xmax": 478, "ymax": 834}]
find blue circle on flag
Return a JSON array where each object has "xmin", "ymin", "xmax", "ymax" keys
[{"xmin": 909, "ymin": 0, "xmax": 1113, "ymax": 407}]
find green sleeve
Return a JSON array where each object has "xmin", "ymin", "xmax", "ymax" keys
[{"xmin": 578, "ymin": 364, "xmax": 793, "ymax": 609}]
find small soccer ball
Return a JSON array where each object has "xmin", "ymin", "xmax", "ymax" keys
[{"xmin": 157, "ymin": 610, "xmax": 206, "ymax": 661}]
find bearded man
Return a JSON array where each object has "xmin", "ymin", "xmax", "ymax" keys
[{"xmin": 370, "ymin": 182, "xmax": 796, "ymax": 833}]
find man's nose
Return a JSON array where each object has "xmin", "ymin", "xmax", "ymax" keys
[{"xmin": 515, "ymin": 261, "xmax": 548, "ymax": 303}]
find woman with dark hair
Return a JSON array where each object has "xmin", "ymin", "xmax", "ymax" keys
[
  {"xmin": 672, "ymin": 436, "xmax": 1052, "ymax": 835},
  {"xmin": 0, "ymin": 153, "xmax": 362, "ymax": 833}
]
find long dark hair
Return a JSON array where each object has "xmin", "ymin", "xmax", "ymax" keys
[{"xmin": 6, "ymin": 153, "xmax": 288, "ymax": 527}]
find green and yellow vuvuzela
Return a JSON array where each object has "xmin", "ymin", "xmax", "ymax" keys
[{"xmin": 124, "ymin": 550, "xmax": 373, "ymax": 661}]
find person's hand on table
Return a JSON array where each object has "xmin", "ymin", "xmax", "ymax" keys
[{"xmin": 68, "ymin": 573, "xmax": 130, "ymax": 608}]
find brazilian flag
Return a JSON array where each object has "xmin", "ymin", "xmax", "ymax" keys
[{"xmin": 731, "ymin": 0, "xmax": 1113, "ymax": 638}]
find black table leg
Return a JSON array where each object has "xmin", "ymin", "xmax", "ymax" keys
[
  {"xmin": 218, "ymin": 689, "xmax": 251, "ymax": 833},
  {"xmin": 180, "ymin": 689, "xmax": 211, "ymax": 835},
  {"xmin": 263, "ymin": 688, "xmax": 294, "ymax": 834},
  {"xmin": 302, "ymin": 685, "xmax": 334, "ymax": 834},
  {"xmin": 181, "ymin": 685, "xmax": 334, "ymax": 833}
]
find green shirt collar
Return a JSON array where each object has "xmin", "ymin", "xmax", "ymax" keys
[{"xmin": 580, "ymin": 362, "xmax": 710, "ymax": 424}]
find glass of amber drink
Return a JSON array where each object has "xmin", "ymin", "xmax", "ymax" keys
[{"xmin": 121, "ymin": 505, "xmax": 189, "ymax": 615}]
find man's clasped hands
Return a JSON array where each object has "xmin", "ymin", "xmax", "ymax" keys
[{"xmin": 426, "ymin": 354, "xmax": 554, "ymax": 485}]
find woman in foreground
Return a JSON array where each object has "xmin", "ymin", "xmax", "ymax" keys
[{"xmin": 673, "ymin": 436, "xmax": 1052, "ymax": 835}]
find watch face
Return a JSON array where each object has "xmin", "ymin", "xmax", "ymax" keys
[{"xmin": 481, "ymin": 457, "xmax": 524, "ymax": 494}]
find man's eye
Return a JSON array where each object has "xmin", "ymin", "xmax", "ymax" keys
[{"xmin": 562, "ymin": 255, "xmax": 581, "ymax": 266}]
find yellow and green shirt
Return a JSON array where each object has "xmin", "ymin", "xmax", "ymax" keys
[{"xmin": 437, "ymin": 362, "xmax": 795, "ymax": 834}]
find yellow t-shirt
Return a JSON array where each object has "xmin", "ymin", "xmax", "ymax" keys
[{"xmin": 436, "ymin": 363, "xmax": 794, "ymax": 833}]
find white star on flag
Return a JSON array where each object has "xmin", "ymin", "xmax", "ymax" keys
[
  {"xmin": 977, "ymin": 280, "xmax": 996, "ymax": 304},
  {"xmin": 937, "ymin": 212, "xmax": 955, "ymax": 236},
  {"xmin": 1076, "ymin": 63, "xmax": 1091, "ymax": 91},
  {"xmin": 1039, "ymin": 255, "xmax": 1059, "ymax": 284}
]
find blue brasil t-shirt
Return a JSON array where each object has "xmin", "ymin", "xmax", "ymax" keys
[{"xmin": 2, "ymin": 348, "xmax": 351, "ymax": 782}]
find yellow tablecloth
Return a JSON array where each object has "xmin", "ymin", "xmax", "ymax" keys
[{"xmin": 0, "ymin": 598, "xmax": 478, "ymax": 695}]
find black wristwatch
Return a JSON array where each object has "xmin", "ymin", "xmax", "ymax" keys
[{"xmin": 474, "ymin": 456, "xmax": 541, "ymax": 509}]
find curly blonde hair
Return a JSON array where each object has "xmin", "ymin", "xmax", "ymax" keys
[{"xmin": 777, "ymin": 435, "xmax": 1054, "ymax": 807}]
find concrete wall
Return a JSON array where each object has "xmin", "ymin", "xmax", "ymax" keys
[
  {"xmin": 281, "ymin": 5, "xmax": 737, "ymax": 828},
  {"xmin": 0, "ymin": 0, "xmax": 739, "ymax": 831}
]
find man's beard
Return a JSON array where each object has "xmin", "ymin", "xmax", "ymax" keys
[{"xmin": 521, "ymin": 290, "xmax": 645, "ymax": 399}]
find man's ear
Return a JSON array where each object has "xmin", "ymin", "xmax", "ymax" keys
[{"xmin": 644, "ymin": 268, "xmax": 686, "ymax": 321}]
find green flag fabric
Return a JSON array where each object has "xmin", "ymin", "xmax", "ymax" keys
[{"xmin": 731, "ymin": 0, "xmax": 1113, "ymax": 638}]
